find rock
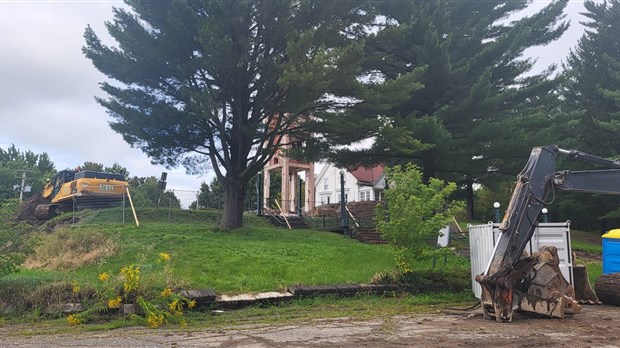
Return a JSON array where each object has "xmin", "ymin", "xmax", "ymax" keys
[
  {"xmin": 61, "ymin": 303, "xmax": 84, "ymax": 314},
  {"xmin": 177, "ymin": 289, "xmax": 216, "ymax": 304},
  {"xmin": 123, "ymin": 304, "xmax": 135, "ymax": 316}
]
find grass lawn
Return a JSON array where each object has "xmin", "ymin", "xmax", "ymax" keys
[
  {"xmin": 5, "ymin": 209, "xmax": 399, "ymax": 294},
  {"xmin": 0, "ymin": 207, "xmax": 476, "ymax": 326}
]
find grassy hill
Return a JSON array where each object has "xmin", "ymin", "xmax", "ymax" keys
[{"xmin": 4, "ymin": 209, "xmax": 400, "ymax": 299}]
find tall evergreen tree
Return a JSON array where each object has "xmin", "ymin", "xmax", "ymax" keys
[
  {"xmin": 550, "ymin": 0, "xmax": 620, "ymax": 230},
  {"xmin": 560, "ymin": 0, "xmax": 620, "ymax": 154},
  {"xmin": 83, "ymin": 0, "xmax": 369, "ymax": 229},
  {"xmin": 302, "ymin": 0, "xmax": 568, "ymax": 219}
]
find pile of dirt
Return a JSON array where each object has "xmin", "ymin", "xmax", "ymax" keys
[{"xmin": 14, "ymin": 194, "xmax": 48, "ymax": 225}]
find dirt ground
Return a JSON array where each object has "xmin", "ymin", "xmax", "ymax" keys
[{"xmin": 1, "ymin": 305, "xmax": 619, "ymax": 347}]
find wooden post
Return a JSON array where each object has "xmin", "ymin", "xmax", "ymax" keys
[{"xmin": 125, "ymin": 187, "xmax": 140, "ymax": 227}]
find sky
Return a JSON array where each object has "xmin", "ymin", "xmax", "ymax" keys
[{"xmin": 0, "ymin": 0, "xmax": 594, "ymax": 198}]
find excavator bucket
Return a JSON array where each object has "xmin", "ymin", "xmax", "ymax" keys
[
  {"xmin": 573, "ymin": 264, "xmax": 601, "ymax": 304},
  {"xmin": 479, "ymin": 246, "xmax": 581, "ymax": 321},
  {"xmin": 516, "ymin": 247, "xmax": 581, "ymax": 318}
]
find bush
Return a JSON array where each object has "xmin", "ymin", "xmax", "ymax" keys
[
  {"xmin": 0, "ymin": 199, "xmax": 30, "ymax": 277},
  {"xmin": 376, "ymin": 164, "xmax": 463, "ymax": 271}
]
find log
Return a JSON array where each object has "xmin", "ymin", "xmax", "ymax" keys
[{"xmin": 595, "ymin": 273, "xmax": 620, "ymax": 306}]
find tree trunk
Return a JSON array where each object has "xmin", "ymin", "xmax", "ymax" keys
[
  {"xmin": 220, "ymin": 174, "xmax": 247, "ymax": 230},
  {"xmin": 422, "ymin": 151, "xmax": 436, "ymax": 183},
  {"xmin": 466, "ymin": 177, "xmax": 475, "ymax": 220}
]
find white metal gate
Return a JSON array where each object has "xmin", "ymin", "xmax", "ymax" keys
[{"xmin": 468, "ymin": 221, "xmax": 573, "ymax": 299}]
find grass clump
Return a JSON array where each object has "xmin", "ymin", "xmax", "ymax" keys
[{"xmin": 24, "ymin": 228, "xmax": 117, "ymax": 271}]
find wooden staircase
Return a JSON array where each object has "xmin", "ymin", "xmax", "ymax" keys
[
  {"xmin": 352, "ymin": 228, "xmax": 387, "ymax": 244},
  {"xmin": 266, "ymin": 215, "xmax": 309, "ymax": 229}
]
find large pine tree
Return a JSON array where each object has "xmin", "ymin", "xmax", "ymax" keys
[
  {"xmin": 549, "ymin": 0, "xmax": 620, "ymax": 231},
  {"xmin": 303, "ymin": 0, "xmax": 568, "ymax": 218},
  {"xmin": 561, "ymin": 0, "xmax": 620, "ymax": 154},
  {"xmin": 83, "ymin": 0, "xmax": 369, "ymax": 229}
]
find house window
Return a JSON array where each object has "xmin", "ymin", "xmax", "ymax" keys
[
  {"xmin": 361, "ymin": 191, "xmax": 372, "ymax": 201},
  {"xmin": 323, "ymin": 178, "xmax": 328, "ymax": 190},
  {"xmin": 375, "ymin": 190, "xmax": 383, "ymax": 201}
]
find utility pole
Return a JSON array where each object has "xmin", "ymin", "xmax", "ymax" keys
[{"xmin": 13, "ymin": 170, "xmax": 32, "ymax": 202}]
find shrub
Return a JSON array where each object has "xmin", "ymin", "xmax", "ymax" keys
[
  {"xmin": 376, "ymin": 164, "xmax": 463, "ymax": 272},
  {"xmin": 0, "ymin": 199, "xmax": 30, "ymax": 277}
]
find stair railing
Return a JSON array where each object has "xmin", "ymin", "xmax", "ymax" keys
[
  {"xmin": 273, "ymin": 199, "xmax": 291, "ymax": 229},
  {"xmin": 345, "ymin": 205, "xmax": 360, "ymax": 228}
]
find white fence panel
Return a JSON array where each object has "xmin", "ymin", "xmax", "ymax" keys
[{"xmin": 468, "ymin": 221, "xmax": 572, "ymax": 299}]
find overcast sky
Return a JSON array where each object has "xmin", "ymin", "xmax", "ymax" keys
[{"xmin": 0, "ymin": 0, "xmax": 593, "ymax": 198}]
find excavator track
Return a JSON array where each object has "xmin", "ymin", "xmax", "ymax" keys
[{"xmin": 34, "ymin": 204, "xmax": 58, "ymax": 220}]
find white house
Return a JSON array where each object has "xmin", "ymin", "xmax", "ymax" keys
[{"xmin": 314, "ymin": 163, "xmax": 385, "ymax": 206}]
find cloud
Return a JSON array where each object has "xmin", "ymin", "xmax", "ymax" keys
[{"xmin": 0, "ymin": 1, "xmax": 210, "ymax": 193}]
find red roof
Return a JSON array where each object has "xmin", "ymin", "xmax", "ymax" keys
[{"xmin": 349, "ymin": 165, "xmax": 384, "ymax": 186}]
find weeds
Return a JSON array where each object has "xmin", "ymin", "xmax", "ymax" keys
[
  {"xmin": 24, "ymin": 229, "xmax": 117, "ymax": 270},
  {"xmin": 67, "ymin": 252, "xmax": 194, "ymax": 328}
]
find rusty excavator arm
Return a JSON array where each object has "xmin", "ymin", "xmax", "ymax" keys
[{"xmin": 476, "ymin": 145, "xmax": 620, "ymax": 322}]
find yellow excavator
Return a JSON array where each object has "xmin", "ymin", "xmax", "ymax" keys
[{"xmin": 34, "ymin": 169, "xmax": 129, "ymax": 220}]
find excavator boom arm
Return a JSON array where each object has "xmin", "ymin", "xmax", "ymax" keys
[{"xmin": 478, "ymin": 145, "xmax": 620, "ymax": 321}]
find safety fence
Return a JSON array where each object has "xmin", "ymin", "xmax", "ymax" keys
[
  {"xmin": 46, "ymin": 186, "xmax": 381, "ymax": 228},
  {"xmin": 57, "ymin": 186, "xmax": 259, "ymax": 227}
]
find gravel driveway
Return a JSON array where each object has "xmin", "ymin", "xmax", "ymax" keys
[{"xmin": 1, "ymin": 305, "xmax": 619, "ymax": 347}]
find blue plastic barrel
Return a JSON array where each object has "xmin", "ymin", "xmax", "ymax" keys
[{"xmin": 602, "ymin": 229, "xmax": 620, "ymax": 274}]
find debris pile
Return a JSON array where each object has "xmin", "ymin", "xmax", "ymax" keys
[{"xmin": 14, "ymin": 195, "xmax": 48, "ymax": 224}]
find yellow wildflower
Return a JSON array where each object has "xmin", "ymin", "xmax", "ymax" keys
[
  {"xmin": 179, "ymin": 319, "xmax": 188, "ymax": 328},
  {"xmin": 107, "ymin": 296, "xmax": 123, "ymax": 309},
  {"xmin": 71, "ymin": 282, "xmax": 80, "ymax": 294},
  {"xmin": 120, "ymin": 264, "xmax": 140, "ymax": 293},
  {"xmin": 146, "ymin": 313, "xmax": 165, "ymax": 328},
  {"xmin": 187, "ymin": 300, "xmax": 197, "ymax": 309},
  {"xmin": 168, "ymin": 299, "xmax": 183, "ymax": 314},
  {"xmin": 158, "ymin": 252, "xmax": 171, "ymax": 262},
  {"xmin": 98, "ymin": 272, "xmax": 110, "ymax": 282},
  {"xmin": 67, "ymin": 314, "xmax": 82, "ymax": 326},
  {"xmin": 161, "ymin": 288, "xmax": 173, "ymax": 298}
]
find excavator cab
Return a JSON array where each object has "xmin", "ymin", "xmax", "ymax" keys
[{"xmin": 43, "ymin": 170, "xmax": 77, "ymax": 200}]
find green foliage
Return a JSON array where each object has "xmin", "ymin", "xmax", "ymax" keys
[
  {"xmin": 376, "ymin": 164, "xmax": 463, "ymax": 271},
  {"xmin": 127, "ymin": 176, "xmax": 180, "ymax": 208},
  {"xmin": 0, "ymin": 199, "xmax": 29, "ymax": 277},
  {"xmin": 560, "ymin": 0, "xmax": 620, "ymax": 153},
  {"xmin": 0, "ymin": 144, "xmax": 56, "ymax": 202},
  {"xmin": 305, "ymin": 0, "xmax": 569, "ymax": 220},
  {"xmin": 80, "ymin": 161, "xmax": 129, "ymax": 178},
  {"xmin": 194, "ymin": 178, "xmax": 223, "ymax": 209},
  {"xmin": 83, "ymin": 0, "xmax": 371, "ymax": 229},
  {"xmin": 67, "ymin": 253, "xmax": 194, "ymax": 328},
  {"xmin": 473, "ymin": 184, "xmax": 514, "ymax": 223},
  {"xmin": 81, "ymin": 161, "xmax": 104, "ymax": 172},
  {"xmin": 548, "ymin": 0, "xmax": 620, "ymax": 229}
]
